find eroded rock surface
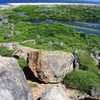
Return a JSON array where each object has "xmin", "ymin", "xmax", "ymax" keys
[
  {"xmin": 0, "ymin": 56, "xmax": 33, "ymax": 100},
  {"xmin": 28, "ymin": 51, "xmax": 74, "ymax": 83}
]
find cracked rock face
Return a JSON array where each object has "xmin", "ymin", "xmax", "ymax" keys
[
  {"xmin": 28, "ymin": 51, "xmax": 74, "ymax": 83},
  {"xmin": 0, "ymin": 56, "xmax": 33, "ymax": 100}
]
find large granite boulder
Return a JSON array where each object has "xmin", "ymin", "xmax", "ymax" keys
[
  {"xmin": 28, "ymin": 51, "xmax": 74, "ymax": 83},
  {"xmin": 40, "ymin": 84, "xmax": 70, "ymax": 100},
  {"xmin": 0, "ymin": 56, "xmax": 33, "ymax": 100}
]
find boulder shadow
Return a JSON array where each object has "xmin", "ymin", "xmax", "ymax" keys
[
  {"xmin": 79, "ymin": 98, "xmax": 98, "ymax": 100},
  {"xmin": 23, "ymin": 66, "xmax": 43, "ymax": 84}
]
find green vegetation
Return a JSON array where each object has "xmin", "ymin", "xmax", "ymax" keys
[
  {"xmin": 0, "ymin": 8, "xmax": 13, "ymax": 16},
  {"xmin": 17, "ymin": 58, "xmax": 27, "ymax": 69},
  {"xmin": 66, "ymin": 24, "xmax": 100, "ymax": 32},
  {"xmin": 64, "ymin": 51, "xmax": 100, "ymax": 92},
  {"xmin": 11, "ymin": 5, "xmax": 100, "ymax": 22},
  {"xmin": 0, "ymin": 46, "xmax": 13, "ymax": 57},
  {"xmin": 0, "ymin": 46, "xmax": 26, "ymax": 69},
  {"xmin": 28, "ymin": 81, "xmax": 37, "ymax": 88},
  {"xmin": 64, "ymin": 70, "xmax": 100, "ymax": 92},
  {"xmin": 77, "ymin": 51, "xmax": 97, "ymax": 71},
  {"xmin": 0, "ymin": 21, "xmax": 100, "ymax": 52}
]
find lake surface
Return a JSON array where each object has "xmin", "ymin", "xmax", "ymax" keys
[
  {"xmin": 33, "ymin": 19, "xmax": 100, "ymax": 35},
  {"xmin": 0, "ymin": 0, "xmax": 100, "ymax": 4}
]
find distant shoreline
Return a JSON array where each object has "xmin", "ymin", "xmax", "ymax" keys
[
  {"xmin": 0, "ymin": 3, "xmax": 100, "ymax": 10},
  {"xmin": 8, "ymin": 3, "xmax": 100, "ymax": 6}
]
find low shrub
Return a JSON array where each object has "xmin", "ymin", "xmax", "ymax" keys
[
  {"xmin": 77, "ymin": 51, "xmax": 97, "ymax": 71},
  {"xmin": 64, "ymin": 70, "xmax": 100, "ymax": 92}
]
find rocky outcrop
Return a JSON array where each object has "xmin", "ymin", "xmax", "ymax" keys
[
  {"xmin": 0, "ymin": 56, "xmax": 33, "ymax": 100},
  {"xmin": 73, "ymin": 50, "xmax": 79, "ymax": 70},
  {"xmin": 91, "ymin": 88, "xmax": 100, "ymax": 99},
  {"xmin": 40, "ymin": 84, "xmax": 70, "ymax": 100},
  {"xmin": 28, "ymin": 51, "xmax": 74, "ymax": 83},
  {"xmin": 91, "ymin": 51, "xmax": 100, "ymax": 67}
]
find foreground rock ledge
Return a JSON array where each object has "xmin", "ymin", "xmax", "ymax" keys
[
  {"xmin": 28, "ymin": 51, "xmax": 74, "ymax": 83},
  {"xmin": 0, "ymin": 56, "xmax": 33, "ymax": 100}
]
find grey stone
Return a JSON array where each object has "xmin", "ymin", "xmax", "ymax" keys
[
  {"xmin": 91, "ymin": 51, "xmax": 100, "ymax": 68},
  {"xmin": 0, "ymin": 56, "xmax": 33, "ymax": 100},
  {"xmin": 40, "ymin": 84, "xmax": 69, "ymax": 100},
  {"xmin": 91, "ymin": 88, "xmax": 100, "ymax": 99},
  {"xmin": 73, "ymin": 50, "xmax": 79, "ymax": 70},
  {"xmin": 4, "ymin": 33, "xmax": 13, "ymax": 39},
  {"xmin": 28, "ymin": 51, "xmax": 74, "ymax": 83}
]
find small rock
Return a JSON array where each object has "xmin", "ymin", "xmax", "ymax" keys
[
  {"xmin": 91, "ymin": 88, "xmax": 100, "ymax": 99},
  {"xmin": 40, "ymin": 84, "xmax": 70, "ymax": 100}
]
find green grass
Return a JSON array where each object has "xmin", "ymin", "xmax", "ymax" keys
[
  {"xmin": 11, "ymin": 5, "xmax": 100, "ymax": 22},
  {"xmin": 0, "ymin": 46, "xmax": 26, "ymax": 69},
  {"xmin": 66, "ymin": 24, "xmax": 100, "ymax": 32},
  {"xmin": 0, "ymin": 8, "xmax": 14, "ymax": 16},
  {"xmin": 64, "ymin": 70, "xmax": 100, "ymax": 92},
  {"xmin": 77, "ymin": 51, "xmax": 97, "ymax": 71},
  {"xmin": 0, "ymin": 21, "xmax": 99, "ymax": 52},
  {"xmin": 0, "ymin": 46, "xmax": 13, "ymax": 57},
  {"xmin": 17, "ymin": 58, "xmax": 27, "ymax": 69}
]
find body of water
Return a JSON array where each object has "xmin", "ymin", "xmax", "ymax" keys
[
  {"xmin": 0, "ymin": 0, "xmax": 100, "ymax": 4},
  {"xmin": 33, "ymin": 19, "xmax": 100, "ymax": 35}
]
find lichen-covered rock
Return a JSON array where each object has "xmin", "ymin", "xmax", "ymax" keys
[
  {"xmin": 40, "ymin": 84, "xmax": 70, "ymax": 100},
  {"xmin": 0, "ymin": 56, "xmax": 33, "ymax": 100},
  {"xmin": 28, "ymin": 51, "xmax": 74, "ymax": 83}
]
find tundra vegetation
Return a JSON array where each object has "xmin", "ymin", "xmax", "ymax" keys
[{"xmin": 0, "ymin": 5, "xmax": 100, "ymax": 93}]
